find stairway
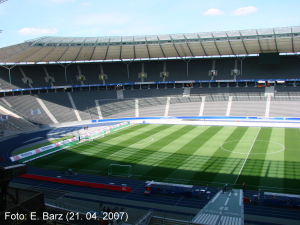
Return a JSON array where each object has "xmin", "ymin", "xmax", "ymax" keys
[
  {"xmin": 264, "ymin": 86, "xmax": 274, "ymax": 97},
  {"xmin": 117, "ymin": 90, "xmax": 124, "ymax": 99},
  {"xmin": 183, "ymin": 87, "xmax": 190, "ymax": 97}
]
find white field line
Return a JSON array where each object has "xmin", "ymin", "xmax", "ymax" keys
[
  {"xmin": 30, "ymin": 124, "xmax": 135, "ymax": 163},
  {"xmin": 234, "ymin": 127, "xmax": 261, "ymax": 185},
  {"xmin": 30, "ymin": 149, "xmax": 69, "ymax": 163},
  {"xmin": 34, "ymin": 127, "xmax": 165, "ymax": 171},
  {"xmin": 108, "ymin": 128, "xmax": 167, "ymax": 157},
  {"xmin": 32, "ymin": 163, "xmax": 100, "ymax": 173}
]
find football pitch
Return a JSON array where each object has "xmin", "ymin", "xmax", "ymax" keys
[{"xmin": 30, "ymin": 124, "xmax": 300, "ymax": 193}]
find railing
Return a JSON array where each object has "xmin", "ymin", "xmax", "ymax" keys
[
  {"xmin": 3, "ymin": 119, "xmax": 23, "ymax": 131},
  {"xmin": 133, "ymin": 209, "xmax": 153, "ymax": 225}
]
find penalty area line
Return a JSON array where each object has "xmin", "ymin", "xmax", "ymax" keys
[{"xmin": 234, "ymin": 127, "xmax": 261, "ymax": 185}]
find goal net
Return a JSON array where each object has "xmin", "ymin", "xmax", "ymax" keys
[
  {"xmin": 87, "ymin": 132, "xmax": 104, "ymax": 141},
  {"xmin": 108, "ymin": 164, "xmax": 132, "ymax": 177}
]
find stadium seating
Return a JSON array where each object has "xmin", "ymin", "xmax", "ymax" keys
[
  {"xmin": 0, "ymin": 66, "xmax": 27, "ymax": 89},
  {"xmin": 1, "ymin": 55, "xmax": 300, "ymax": 126},
  {"xmin": 46, "ymin": 65, "xmax": 70, "ymax": 86},
  {"xmin": 169, "ymin": 96, "xmax": 202, "ymax": 117},
  {"xmin": 230, "ymin": 101, "xmax": 266, "ymax": 117},
  {"xmin": 0, "ymin": 107, "xmax": 37, "ymax": 132},
  {"xmin": 98, "ymin": 99, "xmax": 136, "ymax": 118},
  {"xmin": 1, "ymin": 56, "xmax": 300, "ymax": 91},
  {"xmin": 37, "ymin": 93, "xmax": 77, "ymax": 123},
  {"xmin": 138, "ymin": 97, "xmax": 168, "ymax": 117},
  {"xmin": 1, "ymin": 86, "xmax": 300, "ymax": 125},
  {"xmin": 124, "ymin": 88, "xmax": 183, "ymax": 98},
  {"xmin": 21, "ymin": 66, "xmax": 47, "ymax": 88},
  {"xmin": 3, "ymin": 95, "xmax": 53, "ymax": 125},
  {"xmin": 69, "ymin": 92, "xmax": 91, "ymax": 121},
  {"xmin": 270, "ymin": 97, "xmax": 300, "ymax": 117}
]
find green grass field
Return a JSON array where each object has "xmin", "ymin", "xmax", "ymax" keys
[{"xmin": 29, "ymin": 124, "xmax": 300, "ymax": 193}]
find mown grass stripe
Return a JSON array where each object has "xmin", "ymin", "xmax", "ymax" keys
[
  {"xmin": 257, "ymin": 128, "xmax": 285, "ymax": 191},
  {"xmin": 104, "ymin": 125, "xmax": 196, "ymax": 161},
  {"xmin": 235, "ymin": 127, "xmax": 272, "ymax": 187},
  {"xmin": 213, "ymin": 127, "xmax": 261, "ymax": 186},
  {"xmin": 28, "ymin": 125, "xmax": 300, "ymax": 192},
  {"xmin": 66, "ymin": 124, "xmax": 173, "ymax": 171},
  {"xmin": 123, "ymin": 125, "xmax": 199, "ymax": 162},
  {"xmin": 34, "ymin": 124, "xmax": 152, "ymax": 166},
  {"xmin": 122, "ymin": 126, "xmax": 208, "ymax": 176},
  {"xmin": 90, "ymin": 125, "xmax": 200, "ymax": 175},
  {"xmin": 189, "ymin": 126, "xmax": 249, "ymax": 185},
  {"xmin": 283, "ymin": 128, "xmax": 300, "ymax": 193},
  {"xmin": 138, "ymin": 126, "xmax": 224, "ymax": 181},
  {"xmin": 166, "ymin": 126, "xmax": 237, "ymax": 182},
  {"xmin": 137, "ymin": 126, "xmax": 210, "ymax": 165}
]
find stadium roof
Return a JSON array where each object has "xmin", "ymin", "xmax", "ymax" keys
[{"xmin": 0, "ymin": 26, "xmax": 300, "ymax": 64}]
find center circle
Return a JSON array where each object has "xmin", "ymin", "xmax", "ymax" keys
[
  {"xmin": 220, "ymin": 140, "xmax": 285, "ymax": 155},
  {"xmin": 131, "ymin": 136, "xmax": 154, "ymax": 146}
]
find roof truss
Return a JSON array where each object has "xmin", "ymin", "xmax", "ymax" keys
[{"xmin": 1, "ymin": 26, "xmax": 299, "ymax": 63}]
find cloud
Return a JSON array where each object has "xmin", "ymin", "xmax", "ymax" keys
[
  {"xmin": 203, "ymin": 8, "xmax": 224, "ymax": 16},
  {"xmin": 17, "ymin": 28, "xmax": 58, "ymax": 36},
  {"xmin": 232, "ymin": 6, "xmax": 258, "ymax": 16},
  {"xmin": 76, "ymin": 13, "xmax": 131, "ymax": 26}
]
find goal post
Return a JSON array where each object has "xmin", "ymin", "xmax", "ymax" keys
[
  {"xmin": 87, "ymin": 132, "xmax": 104, "ymax": 141},
  {"xmin": 108, "ymin": 164, "xmax": 132, "ymax": 177}
]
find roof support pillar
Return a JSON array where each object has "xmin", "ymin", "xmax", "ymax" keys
[
  {"xmin": 57, "ymin": 61, "xmax": 74, "ymax": 82},
  {"xmin": 236, "ymin": 56, "xmax": 247, "ymax": 76},
  {"xmin": 182, "ymin": 58, "xmax": 192, "ymax": 77},
  {"xmin": 0, "ymin": 63, "xmax": 18, "ymax": 84},
  {"xmin": 122, "ymin": 60, "xmax": 133, "ymax": 79}
]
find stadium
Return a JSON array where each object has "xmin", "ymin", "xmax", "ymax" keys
[{"xmin": 1, "ymin": 1, "xmax": 300, "ymax": 225}]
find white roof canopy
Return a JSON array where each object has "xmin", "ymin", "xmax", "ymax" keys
[{"xmin": 0, "ymin": 26, "xmax": 299, "ymax": 63}]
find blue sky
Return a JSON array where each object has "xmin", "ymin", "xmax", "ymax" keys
[{"xmin": 0, "ymin": 0, "xmax": 299, "ymax": 47}]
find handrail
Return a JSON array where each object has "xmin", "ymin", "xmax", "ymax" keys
[
  {"xmin": 133, "ymin": 209, "xmax": 153, "ymax": 225},
  {"xmin": 3, "ymin": 119, "xmax": 23, "ymax": 131}
]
